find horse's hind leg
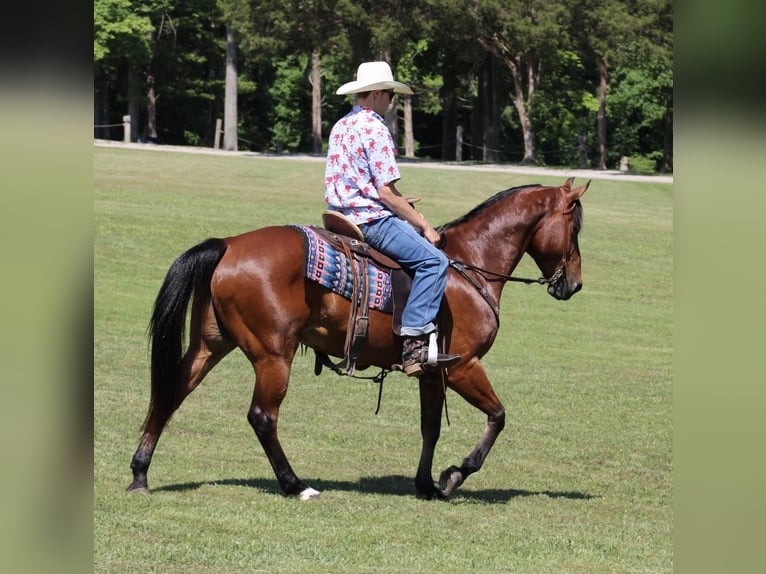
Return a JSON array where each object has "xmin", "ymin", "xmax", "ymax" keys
[
  {"xmin": 246, "ymin": 354, "xmax": 318, "ymax": 500},
  {"xmin": 128, "ymin": 303, "xmax": 234, "ymax": 493}
]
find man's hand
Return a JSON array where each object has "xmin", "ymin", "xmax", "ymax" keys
[
  {"xmin": 423, "ymin": 226, "xmax": 441, "ymax": 246},
  {"xmin": 379, "ymin": 182, "xmax": 442, "ymax": 246}
]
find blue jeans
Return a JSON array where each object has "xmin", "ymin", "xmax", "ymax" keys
[{"xmin": 360, "ymin": 216, "xmax": 449, "ymax": 336}]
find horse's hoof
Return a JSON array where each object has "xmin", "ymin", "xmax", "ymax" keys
[
  {"xmin": 416, "ymin": 488, "xmax": 446, "ymax": 501},
  {"xmin": 126, "ymin": 482, "xmax": 149, "ymax": 494},
  {"xmin": 430, "ymin": 489, "xmax": 447, "ymax": 501},
  {"xmin": 415, "ymin": 480, "xmax": 447, "ymax": 500},
  {"xmin": 298, "ymin": 487, "xmax": 321, "ymax": 501},
  {"xmin": 439, "ymin": 466, "xmax": 464, "ymax": 496}
]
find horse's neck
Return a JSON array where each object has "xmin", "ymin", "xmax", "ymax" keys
[
  {"xmin": 447, "ymin": 188, "xmax": 559, "ymax": 294},
  {"xmin": 447, "ymin": 196, "xmax": 546, "ymax": 277}
]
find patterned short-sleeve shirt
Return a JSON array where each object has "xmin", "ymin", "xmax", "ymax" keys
[{"xmin": 324, "ymin": 105, "xmax": 400, "ymax": 225}]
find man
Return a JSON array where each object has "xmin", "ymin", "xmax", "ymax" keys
[{"xmin": 324, "ymin": 61, "xmax": 460, "ymax": 377}]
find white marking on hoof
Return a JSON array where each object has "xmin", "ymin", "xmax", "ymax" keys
[{"xmin": 299, "ymin": 487, "xmax": 321, "ymax": 501}]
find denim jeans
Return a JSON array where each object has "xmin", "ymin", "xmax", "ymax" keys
[{"xmin": 360, "ymin": 216, "xmax": 449, "ymax": 336}]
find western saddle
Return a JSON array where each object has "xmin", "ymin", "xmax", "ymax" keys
[{"xmin": 315, "ymin": 201, "xmax": 419, "ymax": 376}]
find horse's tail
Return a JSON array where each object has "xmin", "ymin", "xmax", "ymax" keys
[{"xmin": 145, "ymin": 238, "xmax": 227, "ymax": 428}]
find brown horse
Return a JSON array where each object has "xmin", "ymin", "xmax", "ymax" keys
[{"xmin": 127, "ymin": 177, "xmax": 589, "ymax": 500}]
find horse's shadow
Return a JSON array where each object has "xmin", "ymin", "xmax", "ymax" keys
[{"xmin": 152, "ymin": 475, "xmax": 598, "ymax": 503}]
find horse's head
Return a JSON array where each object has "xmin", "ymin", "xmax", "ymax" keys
[{"xmin": 527, "ymin": 178, "xmax": 589, "ymax": 300}]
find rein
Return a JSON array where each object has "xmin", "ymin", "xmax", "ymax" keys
[
  {"xmin": 448, "ymin": 258, "xmax": 566, "ymax": 326},
  {"xmin": 449, "ymin": 258, "xmax": 564, "ymax": 286}
]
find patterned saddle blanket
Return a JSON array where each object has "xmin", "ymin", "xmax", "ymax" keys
[{"xmin": 291, "ymin": 224, "xmax": 394, "ymax": 313}]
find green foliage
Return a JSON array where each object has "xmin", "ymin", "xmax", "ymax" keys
[
  {"xmin": 94, "ymin": 0, "xmax": 673, "ymax": 170},
  {"xmin": 532, "ymin": 49, "xmax": 593, "ymax": 166},
  {"xmin": 398, "ymin": 39, "xmax": 444, "ymax": 115},
  {"xmin": 625, "ymin": 152, "xmax": 664, "ymax": 174},
  {"xmin": 268, "ymin": 55, "xmax": 311, "ymax": 152},
  {"xmin": 183, "ymin": 130, "xmax": 204, "ymax": 146},
  {"xmin": 94, "ymin": 0, "xmax": 157, "ymax": 67},
  {"xmin": 607, "ymin": 56, "xmax": 672, "ymax": 171}
]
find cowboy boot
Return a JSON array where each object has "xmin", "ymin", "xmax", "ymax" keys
[{"xmin": 401, "ymin": 333, "xmax": 460, "ymax": 377}]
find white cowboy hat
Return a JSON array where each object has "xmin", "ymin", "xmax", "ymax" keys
[{"xmin": 336, "ymin": 61, "xmax": 413, "ymax": 95}]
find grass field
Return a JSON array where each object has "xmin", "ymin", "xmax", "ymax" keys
[{"xmin": 94, "ymin": 146, "xmax": 672, "ymax": 573}]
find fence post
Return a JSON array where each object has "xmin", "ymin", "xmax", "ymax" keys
[
  {"xmin": 122, "ymin": 115, "xmax": 131, "ymax": 143},
  {"xmin": 456, "ymin": 125, "xmax": 463, "ymax": 162},
  {"xmin": 214, "ymin": 118, "xmax": 222, "ymax": 149}
]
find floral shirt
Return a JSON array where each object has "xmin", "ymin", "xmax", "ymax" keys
[{"xmin": 324, "ymin": 105, "xmax": 400, "ymax": 225}]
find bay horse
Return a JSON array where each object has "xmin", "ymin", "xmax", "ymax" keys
[{"xmin": 127, "ymin": 177, "xmax": 588, "ymax": 500}]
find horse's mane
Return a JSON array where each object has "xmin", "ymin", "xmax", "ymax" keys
[
  {"xmin": 437, "ymin": 183, "xmax": 583, "ymax": 235},
  {"xmin": 437, "ymin": 184, "xmax": 542, "ymax": 233}
]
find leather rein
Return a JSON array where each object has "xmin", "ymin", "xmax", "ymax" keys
[{"xmin": 447, "ymin": 258, "xmax": 566, "ymax": 325}]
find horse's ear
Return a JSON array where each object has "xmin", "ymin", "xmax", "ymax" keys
[
  {"xmin": 563, "ymin": 177, "xmax": 575, "ymax": 189},
  {"xmin": 567, "ymin": 179, "xmax": 590, "ymax": 202}
]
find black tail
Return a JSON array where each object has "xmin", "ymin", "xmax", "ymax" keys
[{"xmin": 145, "ymin": 238, "xmax": 227, "ymax": 428}]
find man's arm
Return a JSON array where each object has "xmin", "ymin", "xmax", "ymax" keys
[{"xmin": 378, "ymin": 182, "xmax": 441, "ymax": 245}]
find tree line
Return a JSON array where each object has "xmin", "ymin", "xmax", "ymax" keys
[{"xmin": 94, "ymin": 0, "xmax": 672, "ymax": 173}]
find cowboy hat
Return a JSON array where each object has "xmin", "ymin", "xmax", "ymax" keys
[{"xmin": 336, "ymin": 61, "xmax": 413, "ymax": 95}]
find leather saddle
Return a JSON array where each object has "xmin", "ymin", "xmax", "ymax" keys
[{"xmin": 314, "ymin": 211, "xmax": 413, "ymax": 376}]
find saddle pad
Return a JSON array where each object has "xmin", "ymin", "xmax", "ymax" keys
[{"xmin": 291, "ymin": 225, "xmax": 393, "ymax": 313}]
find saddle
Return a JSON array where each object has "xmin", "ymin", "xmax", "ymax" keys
[{"xmin": 314, "ymin": 211, "xmax": 413, "ymax": 376}]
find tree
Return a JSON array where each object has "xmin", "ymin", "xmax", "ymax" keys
[
  {"xmin": 470, "ymin": 0, "xmax": 572, "ymax": 163},
  {"xmin": 348, "ymin": 0, "xmax": 438, "ymax": 157},
  {"xmin": 94, "ymin": 0, "xmax": 156, "ymax": 140},
  {"xmin": 421, "ymin": 0, "xmax": 484, "ymax": 160},
  {"xmin": 223, "ymin": 25, "xmax": 238, "ymax": 150},
  {"xmin": 95, "ymin": 0, "xmax": 234, "ymax": 145},
  {"xmin": 242, "ymin": 0, "xmax": 360, "ymax": 153},
  {"xmin": 217, "ymin": 0, "xmax": 259, "ymax": 151},
  {"xmin": 531, "ymin": 49, "xmax": 594, "ymax": 166},
  {"xmin": 571, "ymin": 0, "xmax": 672, "ymax": 171},
  {"xmin": 571, "ymin": 0, "xmax": 634, "ymax": 169},
  {"xmin": 631, "ymin": 0, "xmax": 672, "ymax": 172},
  {"xmin": 94, "ymin": 0, "xmax": 672, "ymax": 170}
]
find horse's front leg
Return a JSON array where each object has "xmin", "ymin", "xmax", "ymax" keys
[
  {"xmin": 438, "ymin": 360, "xmax": 506, "ymax": 497},
  {"xmin": 415, "ymin": 376, "xmax": 446, "ymax": 499}
]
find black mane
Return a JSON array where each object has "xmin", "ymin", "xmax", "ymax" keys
[{"xmin": 437, "ymin": 184, "xmax": 541, "ymax": 233}]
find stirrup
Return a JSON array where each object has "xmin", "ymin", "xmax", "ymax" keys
[{"xmin": 401, "ymin": 333, "xmax": 460, "ymax": 377}]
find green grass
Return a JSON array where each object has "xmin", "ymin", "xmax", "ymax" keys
[{"xmin": 94, "ymin": 146, "xmax": 672, "ymax": 573}]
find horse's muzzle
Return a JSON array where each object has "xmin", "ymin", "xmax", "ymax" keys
[{"xmin": 548, "ymin": 279, "xmax": 582, "ymax": 300}]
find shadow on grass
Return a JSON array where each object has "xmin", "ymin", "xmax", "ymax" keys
[{"xmin": 152, "ymin": 474, "xmax": 598, "ymax": 503}]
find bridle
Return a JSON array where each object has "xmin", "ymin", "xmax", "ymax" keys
[{"xmin": 448, "ymin": 187, "xmax": 576, "ymax": 324}]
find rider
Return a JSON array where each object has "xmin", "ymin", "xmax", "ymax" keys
[{"xmin": 324, "ymin": 61, "xmax": 460, "ymax": 377}]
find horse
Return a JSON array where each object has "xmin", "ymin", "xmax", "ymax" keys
[{"xmin": 127, "ymin": 177, "xmax": 589, "ymax": 500}]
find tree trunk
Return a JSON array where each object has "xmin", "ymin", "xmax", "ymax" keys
[
  {"xmin": 662, "ymin": 106, "xmax": 673, "ymax": 172},
  {"xmin": 479, "ymin": 57, "xmax": 500, "ymax": 162},
  {"xmin": 311, "ymin": 49, "xmax": 322, "ymax": 154},
  {"xmin": 597, "ymin": 57, "xmax": 608, "ymax": 170},
  {"xmin": 440, "ymin": 87, "xmax": 456, "ymax": 161},
  {"xmin": 578, "ymin": 134, "xmax": 588, "ymax": 168},
  {"xmin": 403, "ymin": 94, "xmax": 414, "ymax": 157},
  {"xmin": 383, "ymin": 95, "xmax": 399, "ymax": 149},
  {"xmin": 146, "ymin": 74, "xmax": 158, "ymax": 142},
  {"xmin": 506, "ymin": 55, "xmax": 537, "ymax": 163},
  {"xmin": 94, "ymin": 70, "xmax": 110, "ymax": 140},
  {"xmin": 223, "ymin": 25, "xmax": 238, "ymax": 151},
  {"xmin": 128, "ymin": 65, "xmax": 140, "ymax": 143}
]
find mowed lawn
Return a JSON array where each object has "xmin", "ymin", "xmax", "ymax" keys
[{"xmin": 94, "ymin": 146, "xmax": 672, "ymax": 573}]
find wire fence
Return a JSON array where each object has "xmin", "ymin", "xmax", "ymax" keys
[{"xmin": 94, "ymin": 119, "xmax": 602, "ymax": 168}]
